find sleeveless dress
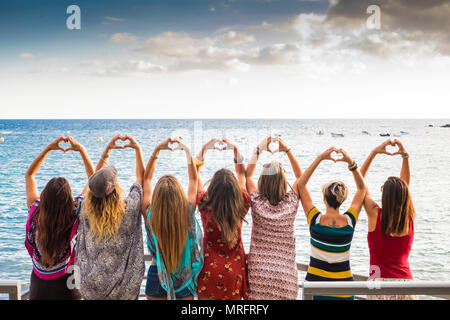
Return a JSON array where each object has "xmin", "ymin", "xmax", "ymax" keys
[
  {"xmin": 305, "ymin": 207, "xmax": 358, "ymax": 300},
  {"xmin": 247, "ymin": 190, "xmax": 300, "ymax": 300},
  {"xmin": 196, "ymin": 189, "xmax": 250, "ymax": 300},
  {"xmin": 367, "ymin": 208, "xmax": 416, "ymax": 300}
]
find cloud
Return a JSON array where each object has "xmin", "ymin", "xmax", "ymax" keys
[
  {"xmin": 103, "ymin": 16, "xmax": 125, "ymax": 22},
  {"xmin": 93, "ymin": 60, "xmax": 166, "ymax": 77},
  {"xmin": 223, "ymin": 31, "xmax": 256, "ymax": 45},
  {"xmin": 325, "ymin": 0, "xmax": 450, "ymax": 56},
  {"xmin": 19, "ymin": 52, "xmax": 35, "ymax": 59},
  {"xmin": 110, "ymin": 32, "xmax": 139, "ymax": 43}
]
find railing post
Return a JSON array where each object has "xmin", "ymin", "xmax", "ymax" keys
[
  {"xmin": 301, "ymin": 282, "xmax": 313, "ymax": 300},
  {"xmin": 0, "ymin": 280, "xmax": 21, "ymax": 300}
]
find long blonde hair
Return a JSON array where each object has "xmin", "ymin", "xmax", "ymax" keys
[
  {"xmin": 82, "ymin": 185, "xmax": 125, "ymax": 241},
  {"xmin": 150, "ymin": 175, "xmax": 190, "ymax": 273}
]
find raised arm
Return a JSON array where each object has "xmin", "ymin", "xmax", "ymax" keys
[
  {"xmin": 195, "ymin": 138, "xmax": 220, "ymax": 196},
  {"xmin": 245, "ymin": 136, "xmax": 271, "ymax": 194},
  {"xmin": 65, "ymin": 136, "xmax": 95, "ymax": 195},
  {"xmin": 25, "ymin": 137, "xmax": 66, "ymax": 208},
  {"xmin": 95, "ymin": 134, "xmax": 124, "ymax": 172},
  {"xmin": 392, "ymin": 139, "xmax": 410, "ymax": 186},
  {"xmin": 172, "ymin": 138, "xmax": 198, "ymax": 207},
  {"xmin": 223, "ymin": 138, "xmax": 246, "ymax": 191},
  {"xmin": 277, "ymin": 137, "xmax": 303, "ymax": 194},
  {"xmin": 141, "ymin": 138, "xmax": 172, "ymax": 214},
  {"xmin": 360, "ymin": 139, "xmax": 394, "ymax": 178},
  {"xmin": 298, "ymin": 147, "xmax": 338, "ymax": 217},
  {"xmin": 336, "ymin": 149, "xmax": 367, "ymax": 215},
  {"xmin": 123, "ymin": 135, "xmax": 145, "ymax": 187}
]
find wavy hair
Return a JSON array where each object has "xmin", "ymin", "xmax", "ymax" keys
[
  {"xmin": 150, "ymin": 175, "xmax": 190, "ymax": 273},
  {"xmin": 82, "ymin": 185, "xmax": 125, "ymax": 241},
  {"xmin": 36, "ymin": 177, "xmax": 75, "ymax": 267},
  {"xmin": 199, "ymin": 168, "xmax": 245, "ymax": 248}
]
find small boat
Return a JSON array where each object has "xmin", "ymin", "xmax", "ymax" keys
[
  {"xmin": 316, "ymin": 130, "xmax": 324, "ymax": 135},
  {"xmin": 331, "ymin": 132, "xmax": 344, "ymax": 138},
  {"xmin": 400, "ymin": 131, "xmax": 409, "ymax": 135},
  {"xmin": 362, "ymin": 130, "xmax": 370, "ymax": 135},
  {"xmin": 379, "ymin": 133, "xmax": 390, "ymax": 137},
  {"xmin": 393, "ymin": 133, "xmax": 401, "ymax": 137}
]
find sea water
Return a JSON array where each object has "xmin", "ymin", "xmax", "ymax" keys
[{"xmin": 0, "ymin": 119, "xmax": 449, "ymax": 296}]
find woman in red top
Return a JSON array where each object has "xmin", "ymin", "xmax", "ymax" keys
[
  {"xmin": 361, "ymin": 139, "xmax": 416, "ymax": 300},
  {"xmin": 195, "ymin": 138, "xmax": 250, "ymax": 300}
]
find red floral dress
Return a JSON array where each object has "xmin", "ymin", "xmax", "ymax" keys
[{"xmin": 196, "ymin": 189, "xmax": 250, "ymax": 300}]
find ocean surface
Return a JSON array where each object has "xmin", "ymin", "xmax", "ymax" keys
[{"xmin": 1, "ymin": 119, "xmax": 449, "ymax": 297}]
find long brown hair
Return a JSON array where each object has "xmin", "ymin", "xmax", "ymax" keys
[
  {"xmin": 199, "ymin": 169, "xmax": 245, "ymax": 247},
  {"xmin": 381, "ymin": 176, "xmax": 416, "ymax": 236},
  {"xmin": 258, "ymin": 161, "xmax": 290, "ymax": 206},
  {"xmin": 83, "ymin": 185, "xmax": 125, "ymax": 241},
  {"xmin": 150, "ymin": 175, "xmax": 190, "ymax": 273},
  {"xmin": 35, "ymin": 177, "xmax": 75, "ymax": 267}
]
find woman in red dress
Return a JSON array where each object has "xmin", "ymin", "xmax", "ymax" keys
[{"xmin": 195, "ymin": 138, "xmax": 250, "ymax": 300}]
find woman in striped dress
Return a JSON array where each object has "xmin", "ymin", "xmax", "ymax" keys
[
  {"xmin": 245, "ymin": 136, "xmax": 303, "ymax": 300},
  {"xmin": 297, "ymin": 147, "xmax": 367, "ymax": 300}
]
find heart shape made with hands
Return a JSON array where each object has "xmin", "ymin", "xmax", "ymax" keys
[
  {"xmin": 167, "ymin": 141, "xmax": 179, "ymax": 151},
  {"xmin": 115, "ymin": 138, "xmax": 130, "ymax": 149},
  {"xmin": 385, "ymin": 144, "xmax": 400, "ymax": 155},
  {"xmin": 58, "ymin": 139, "xmax": 71, "ymax": 152},
  {"xmin": 214, "ymin": 140, "xmax": 227, "ymax": 151},
  {"xmin": 268, "ymin": 137, "xmax": 279, "ymax": 154},
  {"xmin": 330, "ymin": 150, "xmax": 344, "ymax": 162}
]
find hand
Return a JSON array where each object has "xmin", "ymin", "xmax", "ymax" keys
[
  {"xmin": 319, "ymin": 147, "xmax": 339, "ymax": 162},
  {"xmin": 392, "ymin": 139, "xmax": 409, "ymax": 157},
  {"xmin": 156, "ymin": 138, "xmax": 175, "ymax": 152},
  {"xmin": 373, "ymin": 139, "xmax": 395, "ymax": 155},
  {"xmin": 47, "ymin": 136, "xmax": 67, "ymax": 152},
  {"xmin": 171, "ymin": 137, "xmax": 190, "ymax": 152},
  {"xmin": 198, "ymin": 138, "xmax": 222, "ymax": 160},
  {"xmin": 256, "ymin": 136, "xmax": 272, "ymax": 154},
  {"xmin": 221, "ymin": 138, "xmax": 236, "ymax": 151},
  {"xmin": 122, "ymin": 135, "xmax": 140, "ymax": 150},
  {"xmin": 335, "ymin": 148, "xmax": 353, "ymax": 165},
  {"xmin": 64, "ymin": 136, "xmax": 84, "ymax": 153},
  {"xmin": 276, "ymin": 137, "xmax": 289, "ymax": 153},
  {"xmin": 106, "ymin": 135, "xmax": 125, "ymax": 151}
]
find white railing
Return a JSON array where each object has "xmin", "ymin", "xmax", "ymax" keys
[
  {"xmin": 302, "ymin": 281, "xmax": 450, "ymax": 300},
  {"xmin": 1, "ymin": 255, "xmax": 448, "ymax": 300}
]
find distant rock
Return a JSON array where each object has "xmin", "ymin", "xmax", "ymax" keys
[{"xmin": 441, "ymin": 124, "xmax": 450, "ymax": 128}]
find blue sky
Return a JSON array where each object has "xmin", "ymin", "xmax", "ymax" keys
[{"xmin": 1, "ymin": 0, "xmax": 450, "ymax": 118}]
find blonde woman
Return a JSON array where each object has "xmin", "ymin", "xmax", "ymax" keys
[
  {"xmin": 245, "ymin": 136, "xmax": 303, "ymax": 300},
  {"xmin": 76, "ymin": 134, "xmax": 145, "ymax": 300},
  {"xmin": 142, "ymin": 138, "xmax": 203, "ymax": 300},
  {"xmin": 298, "ymin": 147, "xmax": 366, "ymax": 300}
]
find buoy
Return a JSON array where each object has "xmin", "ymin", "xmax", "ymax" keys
[
  {"xmin": 0, "ymin": 137, "xmax": 4, "ymax": 142},
  {"xmin": 98, "ymin": 137, "xmax": 103, "ymax": 142},
  {"xmin": 426, "ymin": 131, "xmax": 429, "ymax": 134}
]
